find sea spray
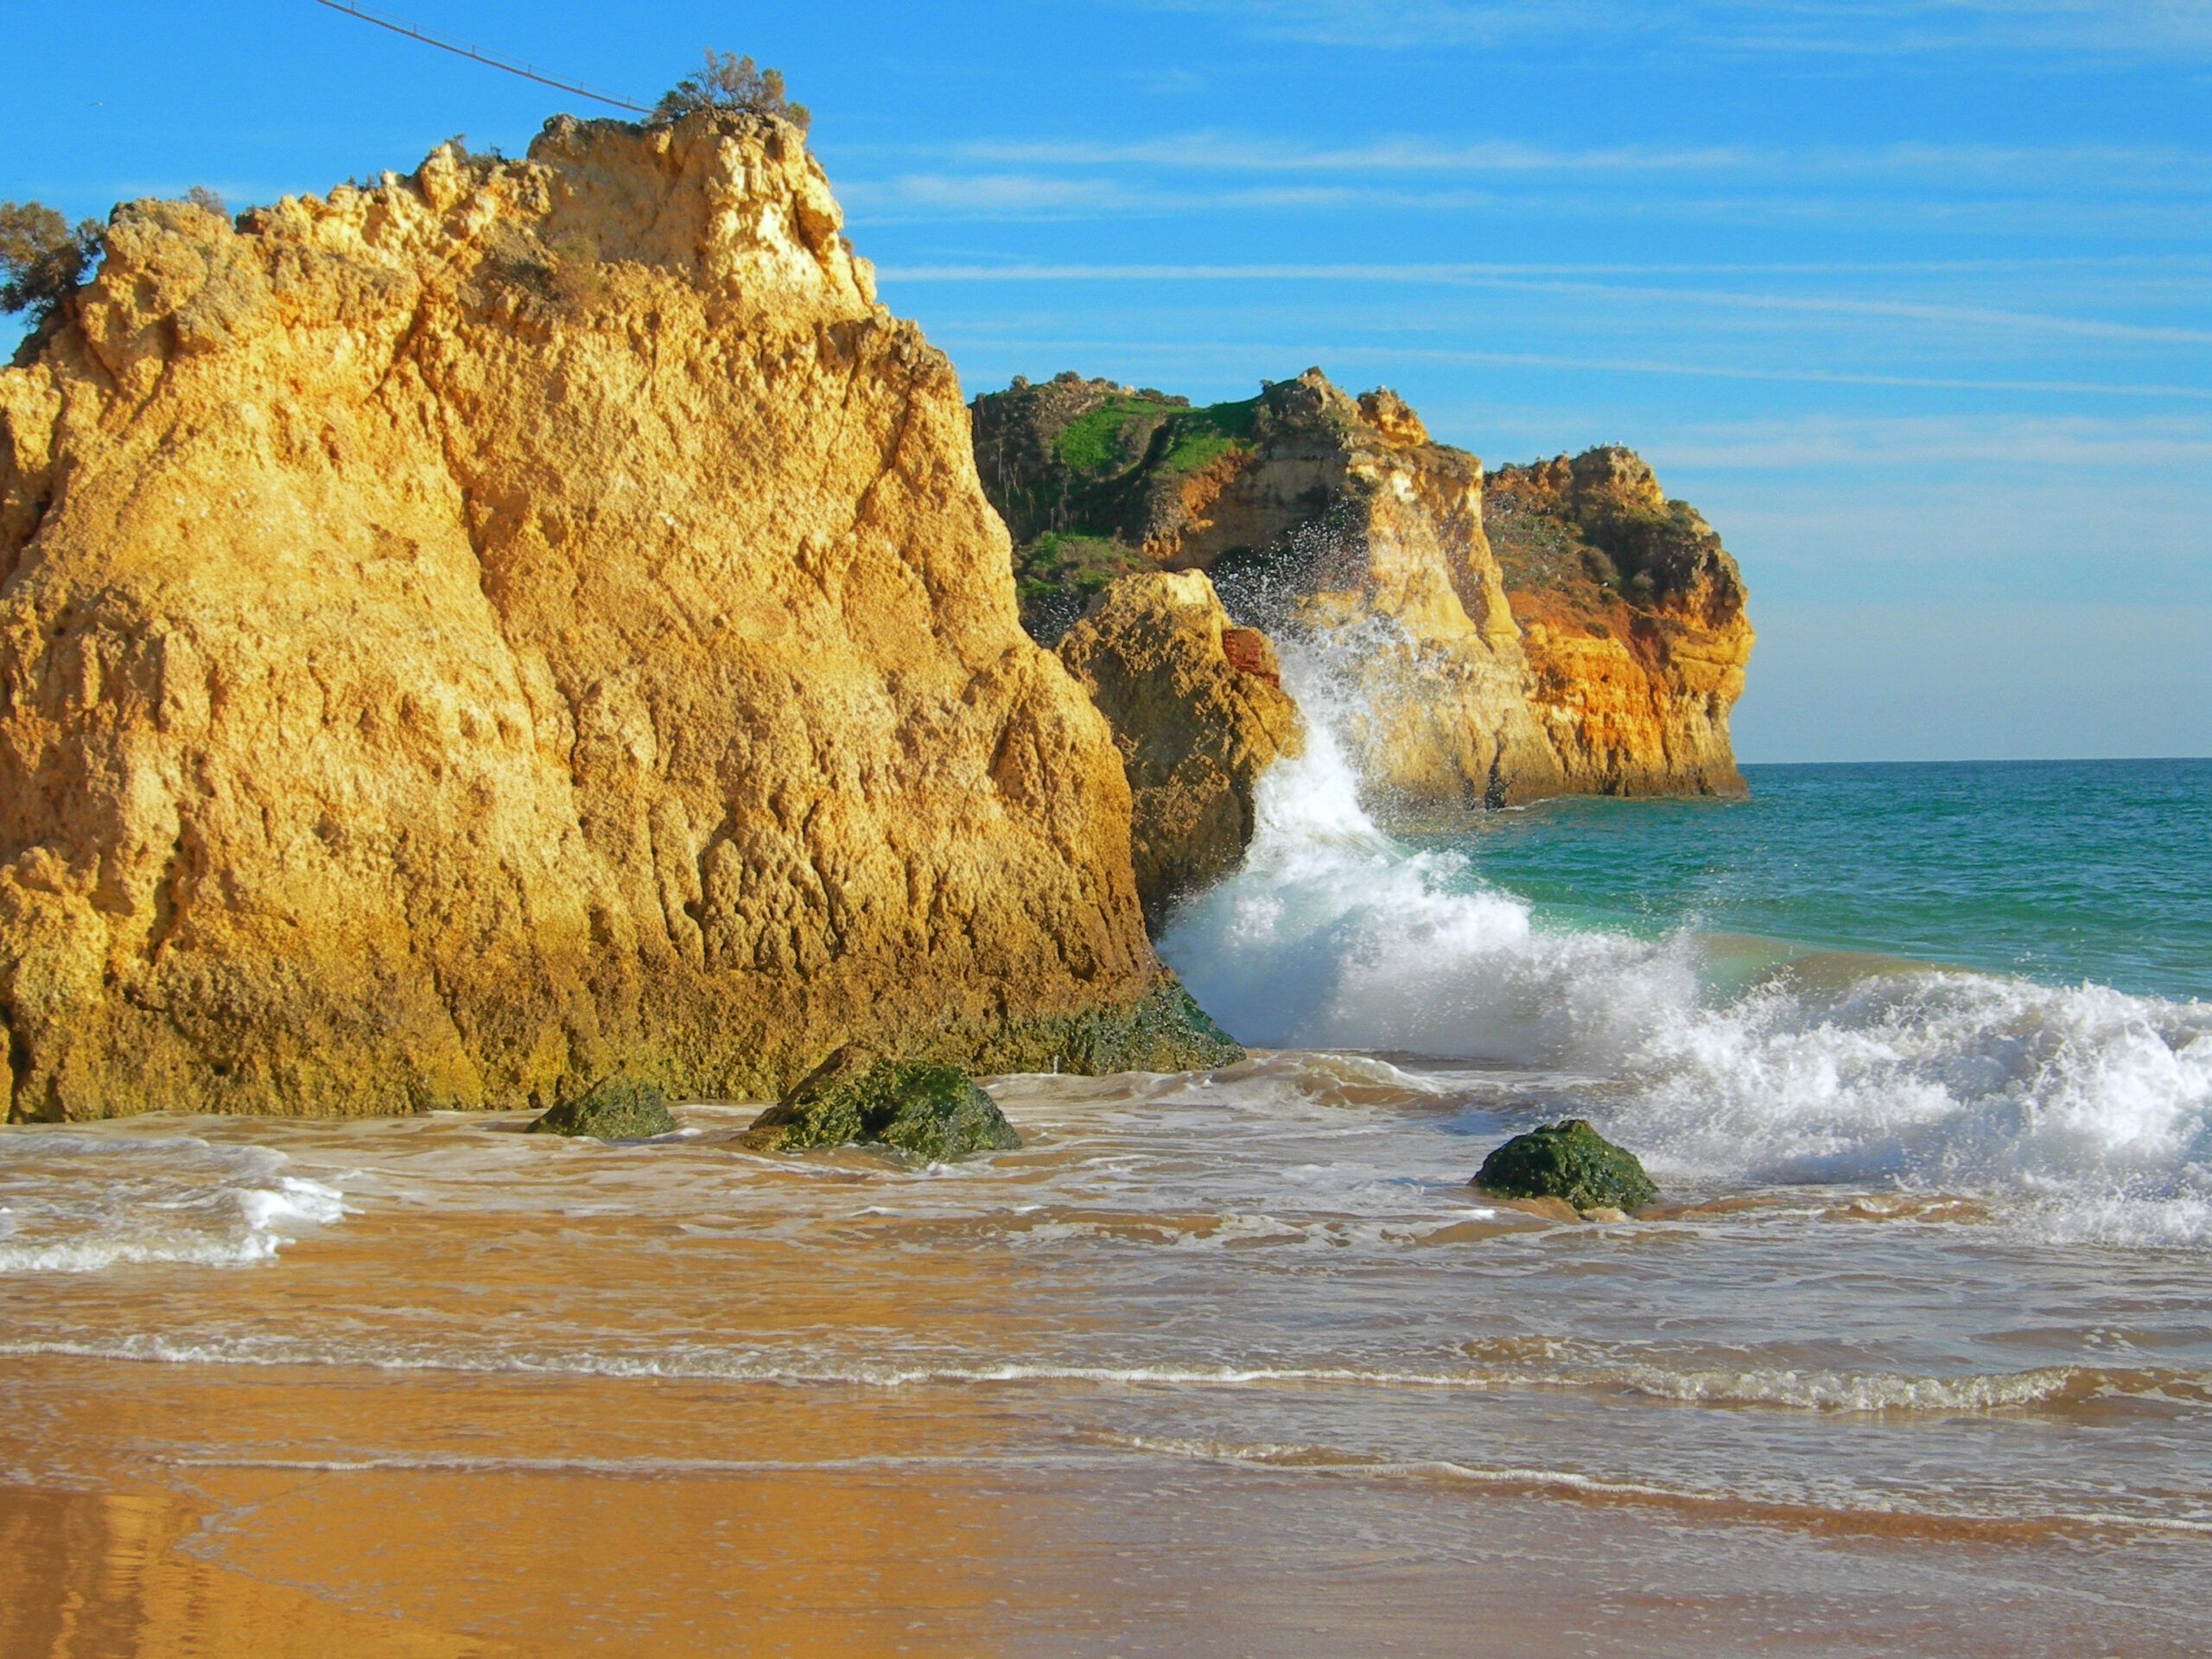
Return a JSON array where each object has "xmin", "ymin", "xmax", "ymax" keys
[{"xmin": 1159, "ymin": 624, "xmax": 2212, "ymax": 1243}]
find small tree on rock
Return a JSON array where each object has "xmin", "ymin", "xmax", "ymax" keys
[
  {"xmin": 0, "ymin": 200, "xmax": 101, "ymax": 326},
  {"xmin": 654, "ymin": 50, "xmax": 810, "ymax": 132}
]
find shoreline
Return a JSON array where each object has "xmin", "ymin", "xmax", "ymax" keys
[
  {"xmin": 6, "ymin": 1349, "xmax": 2203, "ymax": 1659},
  {"xmin": 3, "ymin": 1065, "xmax": 2207, "ymax": 1656}
]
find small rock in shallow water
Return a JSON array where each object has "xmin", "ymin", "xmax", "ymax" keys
[
  {"xmin": 1473, "ymin": 1119, "xmax": 1657, "ymax": 1212},
  {"xmin": 742, "ymin": 1047, "xmax": 1021, "ymax": 1160},
  {"xmin": 527, "ymin": 1077, "xmax": 677, "ymax": 1139}
]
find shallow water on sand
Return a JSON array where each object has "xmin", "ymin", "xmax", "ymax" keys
[{"xmin": 2, "ymin": 1065, "xmax": 2208, "ymax": 1656}]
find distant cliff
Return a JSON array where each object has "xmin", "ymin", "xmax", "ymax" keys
[
  {"xmin": 0, "ymin": 114, "xmax": 1231, "ymax": 1122},
  {"xmin": 1485, "ymin": 447, "xmax": 1751, "ymax": 798},
  {"xmin": 971, "ymin": 370, "xmax": 1752, "ymax": 825}
]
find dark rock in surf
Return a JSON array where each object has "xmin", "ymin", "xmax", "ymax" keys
[
  {"xmin": 741, "ymin": 1047, "xmax": 1021, "ymax": 1161},
  {"xmin": 1042, "ymin": 975, "xmax": 1243, "ymax": 1075},
  {"xmin": 527, "ymin": 1077, "xmax": 677, "ymax": 1139},
  {"xmin": 1473, "ymin": 1119, "xmax": 1656, "ymax": 1212}
]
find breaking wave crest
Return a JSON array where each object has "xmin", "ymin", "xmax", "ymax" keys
[
  {"xmin": 0, "ymin": 1134, "xmax": 345, "ymax": 1273},
  {"xmin": 1159, "ymin": 631, "xmax": 2212, "ymax": 1245}
]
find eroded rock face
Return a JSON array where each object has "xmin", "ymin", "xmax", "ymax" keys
[
  {"xmin": 1055, "ymin": 571, "xmax": 1302, "ymax": 925},
  {"xmin": 1484, "ymin": 449, "xmax": 1752, "ymax": 798},
  {"xmin": 0, "ymin": 115, "xmax": 1221, "ymax": 1122},
  {"xmin": 976, "ymin": 370, "xmax": 1558, "ymax": 820},
  {"xmin": 970, "ymin": 370, "xmax": 1752, "ymax": 823}
]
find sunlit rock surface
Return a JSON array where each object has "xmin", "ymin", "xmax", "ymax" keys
[
  {"xmin": 972, "ymin": 369, "xmax": 1752, "ymax": 829},
  {"xmin": 0, "ymin": 114, "xmax": 1224, "ymax": 1122},
  {"xmin": 1055, "ymin": 569, "xmax": 1302, "ymax": 925}
]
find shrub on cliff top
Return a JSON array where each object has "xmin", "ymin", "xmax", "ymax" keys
[
  {"xmin": 654, "ymin": 50, "xmax": 810, "ymax": 132},
  {"xmin": 0, "ymin": 200, "xmax": 101, "ymax": 327}
]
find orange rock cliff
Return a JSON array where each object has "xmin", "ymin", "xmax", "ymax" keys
[
  {"xmin": 970, "ymin": 371, "xmax": 1754, "ymax": 836},
  {"xmin": 0, "ymin": 113, "xmax": 1234, "ymax": 1122}
]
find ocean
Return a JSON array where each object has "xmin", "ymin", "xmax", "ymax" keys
[
  {"xmin": 1, "ymin": 672, "xmax": 2206, "ymax": 1652},
  {"xmin": 1164, "ymin": 739, "xmax": 2212, "ymax": 1249}
]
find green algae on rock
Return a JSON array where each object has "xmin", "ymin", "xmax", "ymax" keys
[
  {"xmin": 527, "ymin": 1077, "xmax": 677, "ymax": 1139},
  {"xmin": 1000, "ymin": 974, "xmax": 1244, "ymax": 1075},
  {"xmin": 742, "ymin": 1049, "xmax": 1021, "ymax": 1160},
  {"xmin": 1473, "ymin": 1119, "xmax": 1656, "ymax": 1212}
]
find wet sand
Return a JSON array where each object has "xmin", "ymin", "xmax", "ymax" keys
[
  {"xmin": 3, "ymin": 1078, "xmax": 2207, "ymax": 1657},
  {"xmin": 3, "ymin": 1351, "xmax": 2202, "ymax": 1659}
]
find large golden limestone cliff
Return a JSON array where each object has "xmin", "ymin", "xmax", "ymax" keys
[
  {"xmin": 969, "ymin": 370, "xmax": 1752, "ymax": 827},
  {"xmin": 0, "ymin": 114, "xmax": 1231, "ymax": 1123},
  {"xmin": 1055, "ymin": 571, "xmax": 1301, "ymax": 925}
]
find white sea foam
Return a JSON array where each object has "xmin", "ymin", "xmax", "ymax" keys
[
  {"xmin": 1110, "ymin": 1434, "xmax": 2212, "ymax": 1535},
  {"xmin": 10, "ymin": 1330, "xmax": 2197, "ymax": 1419},
  {"xmin": 1160, "ymin": 627, "xmax": 2212, "ymax": 1244},
  {"xmin": 0, "ymin": 1133, "xmax": 345, "ymax": 1273}
]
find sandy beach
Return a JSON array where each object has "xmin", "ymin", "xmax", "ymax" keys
[{"xmin": 4, "ymin": 1076, "xmax": 2204, "ymax": 1658}]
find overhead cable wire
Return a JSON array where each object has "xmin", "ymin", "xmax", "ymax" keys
[{"xmin": 307, "ymin": 1, "xmax": 652, "ymax": 115}]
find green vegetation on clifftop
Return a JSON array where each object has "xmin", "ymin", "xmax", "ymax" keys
[{"xmin": 971, "ymin": 373, "xmax": 1270, "ymax": 640}]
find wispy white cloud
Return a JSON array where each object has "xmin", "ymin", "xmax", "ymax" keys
[
  {"xmin": 884, "ymin": 265, "xmax": 2212, "ymax": 346},
  {"xmin": 883, "ymin": 255, "xmax": 2212, "ymax": 278},
  {"xmin": 924, "ymin": 329, "xmax": 2212, "ymax": 401},
  {"xmin": 854, "ymin": 175, "xmax": 1146, "ymax": 214},
  {"xmin": 931, "ymin": 134, "xmax": 2211, "ymax": 189},
  {"xmin": 830, "ymin": 126, "xmax": 2211, "ymax": 238},
  {"xmin": 1419, "ymin": 275, "xmax": 2212, "ymax": 346},
  {"xmin": 1143, "ymin": 0, "xmax": 2212, "ymax": 60},
  {"xmin": 841, "ymin": 171, "xmax": 2210, "ymax": 237},
  {"xmin": 1624, "ymin": 411, "xmax": 2212, "ymax": 470},
  {"xmin": 1119, "ymin": 66, "xmax": 1212, "ymax": 96}
]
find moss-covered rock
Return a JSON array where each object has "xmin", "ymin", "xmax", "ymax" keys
[
  {"xmin": 1020, "ymin": 975, "xmax": 1245, "ymax": 1074},
  {"xmin": 1472, "ymin": 1119, "xmax": 1656, "ymax": 1211},
  {"xmin": 526, "ymin": 1077, "xmax": 677, "ymax": 1139},
  {"xmin": 742, "ymin": 1048, "xmax": 1021, "ymax": 1160}
]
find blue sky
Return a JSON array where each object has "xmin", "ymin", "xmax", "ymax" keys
[{"xmin": 5, "ymin": 1, "xmax": 2207, "ymax": 760}]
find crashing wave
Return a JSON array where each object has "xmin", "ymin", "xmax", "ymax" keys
[{"xmin": 1159, "ymin": 628, "xmax": 2212, "ymax": 1245}]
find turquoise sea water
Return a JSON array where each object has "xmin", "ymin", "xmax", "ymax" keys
[
  {"xmin": 1160, "ymin": 677, "xmax": 2212, "ymax": 1245},
  {"xmin": 1446, "ymin": 759, "xmax": 2211, "ymax": 1003}
]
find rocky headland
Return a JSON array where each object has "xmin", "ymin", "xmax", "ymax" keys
[
  {"xmin": 1484, "ymin": 446, "xmax": 1752, "ymax": 801},
  {"xmin": 0, "ymin": 112, "xmax": 1234, "ymax": 1122},
  {"xmin": 971, "ymin": 371, "xmax": 1754, "ymax": 863}
]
